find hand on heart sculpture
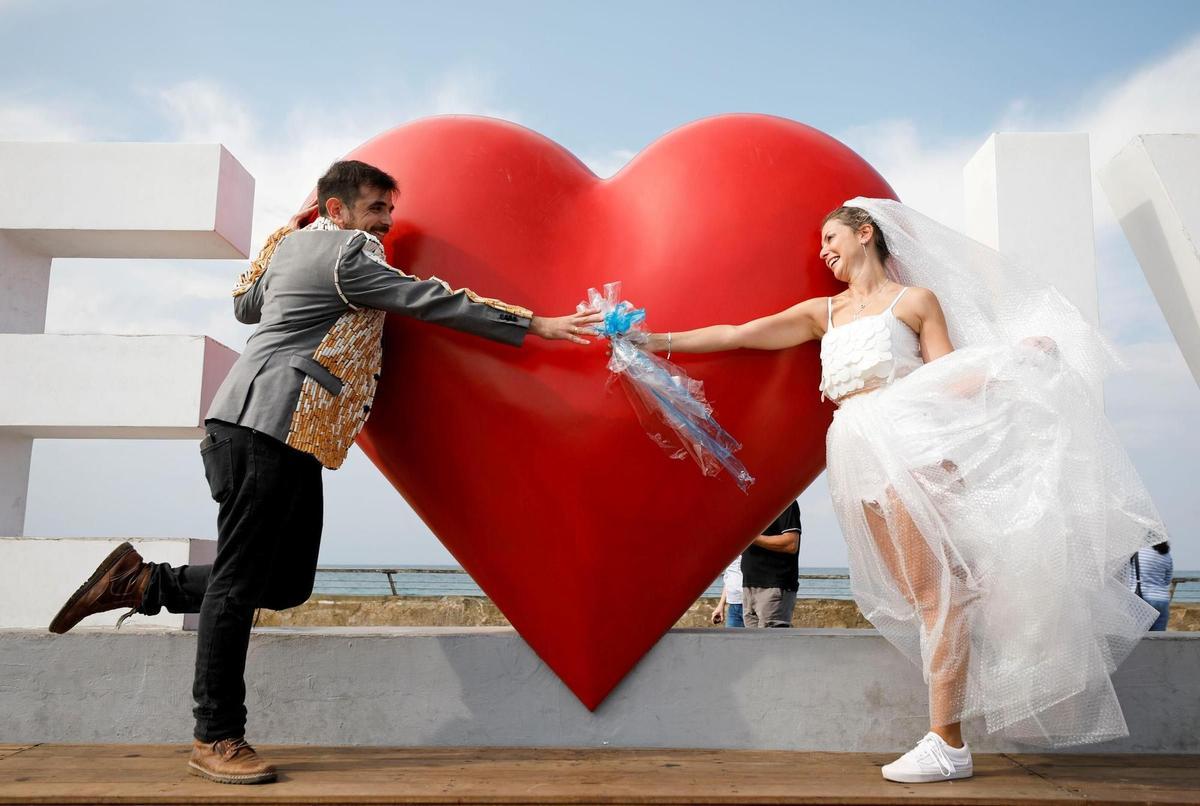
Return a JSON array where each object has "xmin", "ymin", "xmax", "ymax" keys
[{"xmin": 341, "ymin": 114, "xmax": 895, "ymax": 709}]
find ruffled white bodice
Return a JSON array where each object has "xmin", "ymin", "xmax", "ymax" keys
[{"xmin": 819, "ymin": 289, "xmax": 922, "ymax": 402}]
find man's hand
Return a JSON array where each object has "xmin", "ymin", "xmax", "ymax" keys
[
  {"xmin": 530, "ymin": 308, "xmax": 604, "ymax": 345},
  {"xmin": 288, "ymin": 203, "xmax": 319, "ymax": 231},
  {"xmin": 710, "ymin": 605, "xmax": 724, "ymax": 625}
]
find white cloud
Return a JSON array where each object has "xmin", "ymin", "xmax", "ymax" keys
[
  {"xmin": 44, "ymin": 258, "xmax": 247, "ymax": 349},
  {"xmin": 152, "ymin": 72, "xmax": 522, "ymax": 249},
  {"xmin": 1106, "ymin": 341, "xmax": 1200, "ymax": 446},
  {"xmin": 0, "ymin": 97, "xmax": 92, "ymax": 141},
  {"xmin": 153, "ymin": 80, "xmax": 388, "ymax": 247},
  {"xmin": 153, "ymin": 81, "xmax": 257, "ymax": 152},
  {"xmin": 1103, "ymin": 340, "xmax": 1200, "ymax": 552},
  {"xmin": 835, "ymin": 119, "xmax": 977, "ymax": 229},
  {"xmin": 425, "ymin": 69, "xmax": 523, "ymax": 122},
  {"xmin": 1061, "ymin": 36, "xmax": 1200, "ymax": 168}
]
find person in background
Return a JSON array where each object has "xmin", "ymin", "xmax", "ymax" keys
[
  {"xmin": 1130, "ymin": 536, "xmax": 1173, "ymax": 632},
  {"xmin": 741, "ymin": 501, "xmax": 802, "ymax": 628},
  {"xmin": 711, "ymin": 556, "xmax": 745, "ymax": 628}
]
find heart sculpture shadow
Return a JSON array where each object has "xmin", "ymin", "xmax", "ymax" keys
[{"xmin": 341, "ymin": 114, "xmax": 896, "ymax": 709}]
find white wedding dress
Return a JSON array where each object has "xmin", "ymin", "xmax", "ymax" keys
[{"xmin": 819, "ymin": 198, "xmax": 1163, "ymax": 746}]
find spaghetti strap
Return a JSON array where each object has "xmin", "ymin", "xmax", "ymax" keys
[
  {"xmin": 827, "ymin": 297, "xmax": 834, "ymax": 330},
  {"xmin": 886, "ymin": 286, "xmax": 909, "ymax": 313}
]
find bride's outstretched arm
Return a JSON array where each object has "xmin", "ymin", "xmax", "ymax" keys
[{"xmin": 644, "ymin": 297, "xmax": 826, "ymax": 355}]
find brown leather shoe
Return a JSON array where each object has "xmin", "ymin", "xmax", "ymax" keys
[
  {"xmin": 48, "ymin": 542, "xmax": 152, "ymax": 634},
  {"xmin": 188, "ymin": 737, "xmax": 277, "ymax": 785}
]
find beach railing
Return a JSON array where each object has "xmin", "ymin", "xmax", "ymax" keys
[
  {"xmin": 315, "ymin": 566, "xmax": 468, "ymax": 596},
  {"xmin": 1170, "ymin": 576, "xmax": 1199, "ymax": 603},
  {"xmin": 315, "ymin": 568, "xmax": 1200, "ymax": 604},
  {"xmin": 314, "ymin": 567, "xmax": 855, "ymax": 598}
]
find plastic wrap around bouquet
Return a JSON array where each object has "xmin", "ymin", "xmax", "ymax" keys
[{"xmin": 580, "ymin": 282, "xmax": 755, "ymax": 492}]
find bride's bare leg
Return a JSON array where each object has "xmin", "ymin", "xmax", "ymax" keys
[{"xmin": 863, "ymin": 490, "xmax": 968, "ymax": 748}]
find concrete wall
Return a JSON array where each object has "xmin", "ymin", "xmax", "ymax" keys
[{"xmin": 1, "ymin": 628, "xmax": 1194, "ymax": 753}]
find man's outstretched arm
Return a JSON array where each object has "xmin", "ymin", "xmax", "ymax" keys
[{"xmin": 335, "ymin": 232, "xmax": 599, "ymax": 344}]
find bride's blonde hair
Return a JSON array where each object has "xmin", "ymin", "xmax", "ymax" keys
[{"xmin": 823, "ymin": 206, "xmax": 890, "ymax": 262}]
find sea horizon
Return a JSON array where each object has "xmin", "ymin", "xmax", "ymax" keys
[{"xmin": 313, "ymin": 565, "xmax": 1200, "ymax": 602}]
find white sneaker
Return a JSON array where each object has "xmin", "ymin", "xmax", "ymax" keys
[{"xmin": 881, "ymin": 732, "xmax": 973, "ymax": 783}]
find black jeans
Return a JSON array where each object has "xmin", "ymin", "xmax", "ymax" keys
[{"xmin": 138, "ymin": 421, "xmax": 323, "ymax": 741}]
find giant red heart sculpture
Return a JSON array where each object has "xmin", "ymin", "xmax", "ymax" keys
[{"xmin": 347, "ymin": 115, "xmax": 895, "ymax": 709}]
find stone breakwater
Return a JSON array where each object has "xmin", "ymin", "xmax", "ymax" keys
[
  {"xmin": 256, "ymin": 596, "xmax": 1200, "ymax": 630},
  {"xmin": 257, "ymin": 596, "xmax": 873, "ymax": 628}
]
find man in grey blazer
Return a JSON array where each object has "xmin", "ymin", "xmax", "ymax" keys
[{"xmin": 50, "ymin": 160, "xmax": 600, "ymax": 784}]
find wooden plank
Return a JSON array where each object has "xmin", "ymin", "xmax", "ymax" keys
[
  {"xmin": 0, "ymin": 745, "xmax": 1194, "ymax": 805},
  {"xmin": 0, "ymin": 747, "xmax": 34, "ymax": 762},
  {"xmin": 1006, "ymin": 753, "xmax": 1200, "ymax": 804}
]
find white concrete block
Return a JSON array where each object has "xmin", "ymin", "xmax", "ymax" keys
[
  {"xmin": 0, "ymin": 334, "xmax": 237, "ymax": 438},
  {"xmin": 1100, "ymin": 134, "xmax": 1200, "ymax": 387},
  {"xmin": 0, "ymin": 143, "xmax": 254, "ymax": 259},
  {"xmin": 964, "ymin": 133, "xmax": 1100, "ymax": 326},
  {"xmin": 0, "ymin": 536, "xmax": 216, "ymax": 630},
  {"xmin": 0, "ymin": 235, "xmax": 51, "ymax": 334},
  {"xmin": 0, "ymin": 434, "xmax": 32, "ymax": 537}
]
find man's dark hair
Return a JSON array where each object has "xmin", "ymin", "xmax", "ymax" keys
[{"xmin": 316, "ymin": 160, "xmax": 398, "ymax": 216}]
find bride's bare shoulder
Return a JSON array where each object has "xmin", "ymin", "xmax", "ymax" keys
[
  {"xmin": 902, "ymin": 286, "xmax": 942, "ymax": 309},
  {"xmin": 898, "ymin": 287, "xmax": 949, "ymax": 330}
]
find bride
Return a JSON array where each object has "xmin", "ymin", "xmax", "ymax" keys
[{"xmin": 645, "ymin": 198, "xmax": 1164, "ymax": 783}]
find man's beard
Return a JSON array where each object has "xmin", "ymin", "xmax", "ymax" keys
[{"xmin": 348, "ymin": 217, "xmax": 390, "ymax": 239}]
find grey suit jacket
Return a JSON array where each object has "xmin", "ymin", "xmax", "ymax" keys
[{"xmin": 206, "ymin": 225, "xmax": 531, "ymax": 460}]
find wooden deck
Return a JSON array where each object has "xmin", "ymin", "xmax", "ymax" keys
[{"xmin": 0, "ymin": 745, "xmax": 1196, "ymax": 804}]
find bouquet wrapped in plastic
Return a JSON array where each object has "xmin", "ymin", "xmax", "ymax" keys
[{"xmin": 581, "ymin": 282, "xmax": 754, "ymax": 492}]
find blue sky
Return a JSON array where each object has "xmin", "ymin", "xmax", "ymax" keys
[
  {"xmin": 5, "ymin": 1, "xmax": 1200, "ymax": 568},
  {"xmin": 9, "ymin": 2, "xmax": 1200, "ymax": 157}
]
